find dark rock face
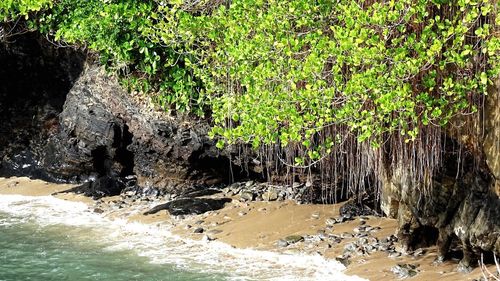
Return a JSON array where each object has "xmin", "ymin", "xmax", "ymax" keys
[
  {"xmin": 379, "ymin": 78, "xmax": 500, "ymax": 271},
  {"xmin": 42, "ymin": 68, "xmax": 134, "ymax": 180},
  {"xmin": 144, "ymin": 198, "xmax": 232, "ymax": 216},
  {"xmin": 0, "ymin": 33, "xmax": 238, "ymax": 197},
  {"xmin": 42, "ymin": 65, "xmax": 231, "ymax": 192},
  {"xmin": 0, "ymin": 33, "xmax": 85, "ymax": 181},
  {"xmin": 384, "ymin": 163, "xmax": 500, "ymax": 271}
]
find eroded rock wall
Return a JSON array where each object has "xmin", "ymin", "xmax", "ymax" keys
[
  {"xmin": 44, "ymin": 64, "xmax": 230, "ymax": 193},
  {"xmin": 0, "ymin": 33, "xmax": 85, "ymax": 181},
  {"xmin": 379, "ymin": 75, "xmax": 500, "ymax": 270},
  {"xmin": 0, "ymin": 33, "xmax": 233, "ymax": 194}
]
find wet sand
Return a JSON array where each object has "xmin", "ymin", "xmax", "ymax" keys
[{"xmin": 0, "ymin": 177, "xmax": 496, "ymax": 281}]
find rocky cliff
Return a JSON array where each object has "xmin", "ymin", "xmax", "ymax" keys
[{"xmin": 0, "ymin": 34, "xmax": 233, "ymax": 196}]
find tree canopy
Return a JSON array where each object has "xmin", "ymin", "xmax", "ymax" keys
[{"xmin": 1, "ymin": 0, "xmax": 499, "ymax": 171}]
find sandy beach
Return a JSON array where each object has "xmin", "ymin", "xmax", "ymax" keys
[{"xmin": 0, "ymin": 176, "xmax": 496, "ymax": 281}]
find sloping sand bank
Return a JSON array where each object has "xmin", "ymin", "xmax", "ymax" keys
[{"xmin": 0, "ymin": 177, "xmax": 496, "ymax": 280}]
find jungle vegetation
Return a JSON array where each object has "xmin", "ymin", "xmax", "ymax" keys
[{"xmin": 1, "ymin": 0, "xmax": 499, "ymax": 199}]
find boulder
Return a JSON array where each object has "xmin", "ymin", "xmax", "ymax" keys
[
  {"xmin": 284, "ymin": 235, "xmax": 304, "ymax": 244},
  {"xmin": 262, "ymin": 188, "xmax": 278, "ymax": 201},
  {"xmin": 339, "ymin": 199, "xmax": 377, "ymax": 217},
  {"xmin": 54, "ymin": 176, "xmax": 126, "ymax": 199},
  {"xmin": 143, "ymin": 198, "xmax": 232, "ymax": 216}
]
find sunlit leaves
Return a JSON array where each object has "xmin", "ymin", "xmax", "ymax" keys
[
  {"xmin": 152, "ymin": 0, "xmax": 499, "ymax": 163},
  {"xmin": 0, "ymin": 0, "xmax": 53, "ymax": 21},
  {"xmin": 2, "ymin": 0, "xmax": 499, "ymax": 166}
]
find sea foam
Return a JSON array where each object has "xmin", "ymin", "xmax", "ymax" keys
[{"xmin": 0, "ymin": 194, "xmax": 367, "ymax": 281}]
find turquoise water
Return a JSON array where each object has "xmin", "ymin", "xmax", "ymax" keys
[
  {"xmin": 0, "ymin": 195, "xmax": 365, "ymax": 281},
  {"xmin": 0, "ymin": 211, "xmax": 225, "ymax": 281}
]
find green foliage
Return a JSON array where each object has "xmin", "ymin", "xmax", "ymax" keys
[
  {"xmin": 34, "ymin": 0, "xmax": 201, "ymax": 113},
  {"xmin": 152, "ymin": 0, "xmax": 500, "ymax": 161},
  {"xmin": 0, "ymin": 0, "xmax": 52, "ymax": 21},
  {"xmin": 1, "ymin": 0, "xmax": 499, "ymax": 166}
]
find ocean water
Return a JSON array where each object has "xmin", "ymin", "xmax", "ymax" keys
[{"xmin": 0, "ymin": 195, "xmax": 366, "ymax": 281}]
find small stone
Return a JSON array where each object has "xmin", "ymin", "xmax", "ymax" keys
[
  {"xmin": 457, "ymin": 261, "xmax": 473, "ymax": 273},
  {"xmin": 240, "ymin": 191, "xmax": 255, "ymax": 202},
  {"xmin": 391, "ymin": 264, "xmax": 419, "ymax": 279},
  {"xmin": 257, "ymin": 207, "xmax": 267, "ymax": 212},
  {"xmin": 311, "ymin": 212, "xmax": 320, "ymax": 219},
  {"xmin": 202, "ymin": 235, "xmax": 216, "ymax": 242},
  {"xmin": 389, "ymin": 251, "xmax": 402, "ymax": 258},
  {"xmin": 329, "ymin": 235, "xmax": 343, "ymax": 244},
  {"xmin": 379, "ymin": 244, "xmax": 389, "ymax": 251},
  {"xmin": 336, "ymin": 255, "xmax": 351, "ymax": 267},
  {"xmin": 245, "ymin": 181, "xmax": 254, "ymax": 187},
  {"xmin": 185, "ymin": 224, "xmax": 192, "ymax": 229},
  {"xmin": 326, "ymin": 218, "xmax": 336, "ymax": 226},
  {"xmin": 355, "ymin": 232, "xmax": 368, "ymax": 238},
  {"xmin": 193, "ymin": 227, "xmax": 204, "ymax": 234},
  {"xmin": 335, "ymin": 216, "xmax": 348, "ymax": 223},
  {"xmin": 341, "ymin": 232, "xmax": 354, "ymax": 239},
  {"xmin": 284, "ymin": 235, "xmax": 304, "ymax": 244},
  {"xmin": 342, "ymin": 213, "xmax": 353, "ymax": 220},
  {"xmin": 93, "ymin": 208, "xmax": 105, "ymax": 214},
  {"xmin": 365, "ymin": 245, "xmax": 375, "ymax": 252},
  {"xmin": 343, "ymin": 242, "xmax": 357, "ymax": 254},
  {"xmin": 359, "ymin": 237, "xmax": 369, "ymax": 245},
  {"xmin": 262, "ymin": 188, "xmax": 278, "ymax": 201},
  {"xmin": 353, "ymin": 226, "xmax": 366, "ymax": 234},
  {"xmin": 238, "ymin": 211, "xmax": 247, "ymax": 216},
  {"xmin": 413, "ymin": 248, "xmax": 425, "ymax": 257}
]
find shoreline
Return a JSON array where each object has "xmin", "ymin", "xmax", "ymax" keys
[{"xmin": 0, "ymin": 177, "xmax": 494, "ymax": 281}]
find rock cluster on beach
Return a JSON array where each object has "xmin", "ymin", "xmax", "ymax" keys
[{"xmin": 221, "ymin": 181, "xmax": 316, "ymax": 203}]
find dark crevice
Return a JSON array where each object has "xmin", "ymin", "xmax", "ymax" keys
[
  {"xmin": 114, "ymin": 124, "xmax": 135, "ymax": 176},
  {"xmin": 91, "ymin": 146, "xmax": 109, "ymax": 176},
  {"xmin": 188, "ymin": 147, "xmax": 263, "ymax": 185},
  {"xmin": 407, "ymin": 226, "xmax": 439, "ymax": 250}
]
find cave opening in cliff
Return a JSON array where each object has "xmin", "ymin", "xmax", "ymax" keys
[
  {"xmin": 114, "ymin": 124, "xmax": 135, "ymax": 177},
  {"xmin": 91, "ymin": 146, "xmax": 110, "ymax": 176},
  {"xmin": 404, "ymin": 226, "xmax": 439, "ymax": 250}
]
